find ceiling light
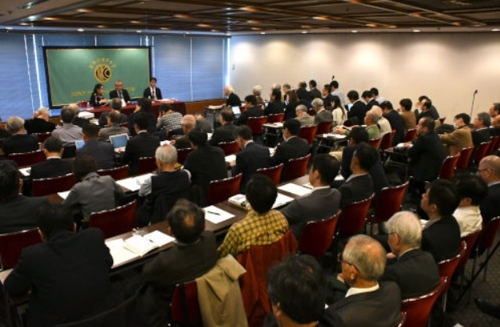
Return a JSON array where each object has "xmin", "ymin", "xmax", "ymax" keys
[
  {"xmin": 160, "ymin": 27, "xmax": 170, "ymax": 30},
  {"xmin": 197, "ymin": 23, "xmax": 211, "ymax": 28},
  {"xmin": 260, "ymin": 32, "xmax": 266, "ymax": 35},
  {"xmin": 77, "ymin": 28, "xmax": 84, "ymax": 32},
  {"xmin": 301, "ymin": 31, "xmax": 307, "ymax": 34},
  {"xmin": 130, "ymin": 20, "xmax": 142, "ymax": 24},
  {"xmin": 136, "ymin": 30, "xmax": 142, "ymax": 33},
  {"xmin": 6, "ymin": 27, "xmax": 13, "ymax": 30},
  {"xmin": 174, "ymin": 14, "xmax": 190, "ymax": 19},
  {"xmin": 96, "ymin": 25, "xmax": 106, "ymax": 28},
  {"xmin": 366, "ymin": 23, "xmax": 377, "ymax": 28},
  {"xmin": 351, "ymin": 30, "xmax": 358, "ymax": 33},
  {"xmin": 77, "ymin": 9, "xmax": 92, "ymax": 13},
  {"xmin": 413, "ymin": 29, "xmax": 420, "ymax": 33},
  {"xmin": 313, "ymin": 16, "xmax": 328, "ymax": 21},
  {"xmin": 19, "ymin": 22, "xmax": 29, "ymax": 26},
  {"xmin": 241, "ymin": 6, "xmax": 257, "ymax": 12},
  {"xmin": 492, "ymin": 28, "xmax": 499, "ymax": 32}
]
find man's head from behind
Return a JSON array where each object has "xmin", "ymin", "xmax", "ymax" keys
[
  {"xmin": 73, "ymin": 155, "xmax": 98, "ymax": 181},
  {"xmin": 61, "ymin": 107, "xmax": 76, "ymax": 124},
  {"xmin": 6, "ymin": 116, "xmax": 25, "ymax": 134},
  {"xmin": 43, "ymin": 137, "xmax": 63, "ymax": 157},
  {"xmin": 385, "ymin": 211, "xmax": 422, "ymax": 256},
  {"xmin": 417, "ymin": 117, "xmax": 435, "ymax": 135},
  {"xmin": 234, "ymin": 125, "xmax": 253, "ymax": 149},
  {"xmin": 39, "ymin": 204, "xmax": 75, "ymax": 241},
  {"xmin": 167, "ymin": 199, "xmax": 205, "ymax": 244},
  {"xmin": 454, "ymin": 174, "xmax": 488, "ymax": 207},
  {"xmin": 351, "ymin": 142, "xmax": 378, "ymax": 173},
  {"xmin": 181, "ymin": 115, "xmax": 196, "ymax": 134},
  {"xmin": 311, "ymin": 98, "xmax": 324, "ymax": 112},
  {"xmin": 348, "ymin": 127, "xmax": 369, "ymax": 146},
  {"xmin": 283, "ymin": 119, "xmax": 300, "ymax": 139},
  {"xmin": 420, "ymin": 179, "xmax": 460, "ymax": 218},
  {"xmin": 0, "ymin": 161, "xmax": 21, "ymax": 200},
  {"xmin": 309, "ymin": 154, "xmax": 340, "ymax": 186},
  {"xmin": 478, "ymin": 155, "xmax": 500, "ymax": 184},
  {"xmin": 219, "ymin": 108, "xmax": 234, "ymax": 124},
  {"xmin": 134, "ymin": 112, "xmax": 150, "ymax": 132},
  {"xmin": 295, "ymin": 104, "xmax": 308, "ymax": 117},
  {"xmin": 155, "ymin": 144, "xmax": 178, "ymax": 170},
  {"xmin": 246, "ymin": 174, "xmax": 277, "ymax": 214},
  {"xmin": 267, "ymin": 255, "xmax": 326, "ymax": 325},
  {"xmin": 82, "ymin": 123, "xmax": 99, "ymax": 142},
  {"xmin": 188, "ymin": 128, "xmax": 208, "ymax": 148},
  {"xmin": 108, "ymin": 110, "xmax": 122, "ymax": 126},
  {"xmin": 111, "ymin": 98, "xmax": 122, "ymax": 110}
]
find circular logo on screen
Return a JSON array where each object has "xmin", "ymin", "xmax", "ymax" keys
[{"xmin": 94, "ymin": 64, "xmax": 112, "ymax": 83}]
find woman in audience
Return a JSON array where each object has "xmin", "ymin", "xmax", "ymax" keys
[
  {"xmin": 89, "ymin": 83, "xmax": 108, "ymax": 107},
  {"xmin": 330, "ymin": 95, "xmax": 347, "ymax": 127},
  {"xmin": 284, "ymin": 89, "xmax": 299, "ymax": 120}
]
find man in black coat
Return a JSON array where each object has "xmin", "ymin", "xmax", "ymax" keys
[
  {"xmin": 109, "ymin": 80, "xmax": 131, "ymax": 103},
  {"xmin": 3, "ymin": 116, "xmax": 39, "ymax": 155},
  {"xmin": 264, "ymin": 89, "xmax": 285, "ymax": 116},
  {"xmin": 30, "ymin": 137, "xmax": 73, "ymax": 180},
  {"xmin": 143, "ymin": 77, "xmax": 163, "ymax": 100},
  {"xmin": 478, "ymin": 155, "xmax": 500, "ymax": 225},
  {"xmin": 346, "ymin": 90, "xmax": 367, "ymax": 126},
  {"xmin": 224, "ymin": 84, "xmax": 241, "ymax": 107},
  {"xmin": 236, "ymin": 95, "xmax": 264, "ymax": 126},
  {"xmin": 381, "ymin": 101, "xmax": 405, "ymax": 145},
  {"xmin": 24, "ymin": 107, "xmax": 56, "ymax": 134},
  {"xmin": 471, "ymin": 112, "xmax": 492, "ymax": 146},
  {"xmin": 210, "ymin": 108, "xmax": 237, "ymax": 146},
  {"xmin": 4, "ymin": 205, "xmax": 120, "ymax": 327},
  {"xmin": 77, "ymin": 124, "xmax": 115, "ymax": 169}
]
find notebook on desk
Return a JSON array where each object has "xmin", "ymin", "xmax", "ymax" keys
[
  {"xmin": 109, "ymin": 133, "xmax": 129, "ymax": 148},
  {"xmin": 231, "ymin": 106, "xmax": 241, "ymax": 118}
]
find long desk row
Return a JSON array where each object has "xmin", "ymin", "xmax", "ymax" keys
[{"xmin": 85, "ymin": 100, "xmax": 185, "ymax": 118}]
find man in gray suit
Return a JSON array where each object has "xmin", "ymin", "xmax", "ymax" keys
[
  {"xmin": 312, "ymin": 98, "xmax": 333, "ymax": 124},
  {"xmin": 99, "ymin": 110, "xmax": 129, "ymax": 141},
  {"xmin": 294, "ymin": 104, "xmax": 314, "ymax": 126},
  {"xmin": 280, "ymin": 154, "xmax": 341, "ymax": 239}
]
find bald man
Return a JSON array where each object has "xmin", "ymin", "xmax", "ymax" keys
[{"xmin": 478, "ymin": 155, "xmax": 500, "ymax": 225}]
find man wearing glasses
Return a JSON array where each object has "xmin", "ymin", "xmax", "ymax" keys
[
  {"xmin": 478, "ymin": 155, "xmax": 500, "ymax": 225},
  {"xmin": 109, "ymin": 80, "xmax": 130, "ymax": 103}
]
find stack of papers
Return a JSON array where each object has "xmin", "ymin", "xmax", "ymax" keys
[
  {"xmin": 278, "ymin": 183, "xmax": 312, "ymax": 197},
  {"xmin": 323, "ymin": 133, "xmax": 345, "ymax": 139},
  {"xmin": 116, "ymin": 173, "xmax": 153, "ymax": 192},
  {"xmin": 19, "ymin": 167, "xmax": 31, "ymax": 176},
  {"xmin": 228, "ymin": 193, "xmax": 294, "ymax": 210},
  {"xmin": 58, "ymin": 191, "xmax": 71, "ymax": 200},
  {"xmin": 208, "ymin": 105, "xmax": 224, "ymax": 110},
  {"xmin": 203, "ymin": 205, "xmax": 235, "ymax": 224}
]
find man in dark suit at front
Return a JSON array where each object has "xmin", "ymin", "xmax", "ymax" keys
[
  {"xmin": 381, "ymin": 211, "xmax": 440, "ymax": 299},
  {"xmin": 143, "ymin": 77, "xmax": 163, "ymax": 100},
  {"xmin": 327, "ymin": 235, "xmax": 402, "ymax": 327},
  {"xmin": 123, "ymin": 112, "xmax": 160, "ymax": 175},
  {"xmin": 346, "ymin": 90, "xmax": 367, "ymax": 126},
  {"xmin": 109, "ymin": 80, "xmax": 130, "ymax": 103},
  {"xmin": 236, "ymin": 95, "xmax": 264, "ymax": 126},
  {"xmin": 338, "ymin": 142, "xmax": 376, "ymax": 208},
  {"xmin": 4, "ymin": 205, "xmax": 120, "ymax": 327},
  {"xmin": 478, "ymin": 155, "xmax": 500, "ymax": 225},
  {"xmin": 30, "ymin": 137, "xmax": 73, "ymax": 180},
  {"xmin": 141, "ymin": 200, "xmax": 218, "ymax": 327},
  {"xmin": 471, "ymin": 112, "xmax": 491, "ymax": 146},
  {"xmin": 3, "ymin": 116, "xmax": 39, "ymax": 155},
  {"xmin": 77, "ymin": 124, "xmax": 115, "ymax": 170},
  {"xmin": 24, "ymin": 107, "xmax": 56, "ymax": 135},
  {"xmin": 210, "ymin": 107, "xmax": 237, "ymax": 146},
  {"xmin": 231, "ymin": 125, "xmax": 270, "ymax": 193},
  {"xmin": 0, "ymin": 161, "xmax": 49, "ymax": 234}
]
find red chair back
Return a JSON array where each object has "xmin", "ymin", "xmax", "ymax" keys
[
  {"xmin": 478, "ymin": 216, "xmax": 500, "ymax": 250},
  {"xmin": 171, "ymin": 280, "xmax": 202, "ymax": 326},
  {"xmin": 473, "ymin": 141, "xmax": 491, "ymax": 166},
  {"xmin": 438, "ymin": 153, "xmax": 460, "ymax": 179},
  {"xmin": 437, "ymin": 241, "xmax": 466, "ymax": 294},
  {"xmin": 97, "ymin": 165, "xmax": 130, "ymax": 181},
  {"xmin": 207, "ymin": 174, "xmax": 242, "ymax": 205},
  {"xmin": 177, "ymin": 148, "xmax": 193, "ymax": 165},
  {"xmin": 32, "ymin": 173, "xmax": 75, "ymax": 196},
  {"xmin": 371, "ymin": 182, "xmax": 409, "ymax": 225},
  {"xmin": 379, "ymin": 130, "xmax": 396, "ymax": 151},
  {"xmin": 404, "ymin": 129, "xmax": 417, "ymax": 143},
  {"xmin": 298, "ymin": 211, "xmax": 341, "ymax": 258},
  {"xmin": 368, "ymin": 137, "xmax": 381, "ymax": 149},
  {"xmin": 337, "ymin": 194, "xmax": 374, "ymax": 240},
  {"xmin": 247, "ymin": 117, "xmax": 268, "ymax": 136},
  {"xmin": 89, "ymin": 200, "xmax": 137, "ymax": 238},
  {"xmin": 33, "ymin": 132, "xmax": 52, "ymax": 143},
  {"xmin": 282, "ymin": 154, "xmax": 311, "ymax": 182},
  {"xmin": 316, "ymin": 121, "xmax": 333, "ymax": 135},
  {"xmin": 267, "ymin": 113, "xmax": 284, "ymax": 123},
  {"xmin": 137, "ymin": 157, "xmax": 156, "ymax": 175},
  {"xmin": 438, "ymin": 117, "xmax": 446, "ymax": 125},
  {"xmin": 8, "ymin": 150, "xmax": 45, "ymax": 167},
  {"xmin": 217, "ymin": 141, "xmax": 239, "ymax": 156},
  {"xmin": 457, "ymin": 230, "xmax": 481, "ymax": 272},
  {"xmin": 0, "ymin": 228, "xmax": 42, "ymax": 269},
  {"xmin": 488, "ymin": 135, "xmax": 500, "ymax": 155},
  {"xmin": 401, "ymin": 277, "xmax": 447, "ymax": 327},
  {"xmin": 298, "ymin": 125, "xmax": 318, "ymax": 144},
  {"xmin": 240, "ymin": 106, "xmax": 247, "ymax": 114},
  {"xmin": 256, "ymin": 163, "xmax": 283, "ymax": 185},
  {"xmin": 456, "ymin": 146, "xmax": 474, "ymax": 170}
]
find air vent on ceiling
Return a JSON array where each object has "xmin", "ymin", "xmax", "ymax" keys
[{"xmin": 18, "ymin": 0, "xmax": 51, "ymax": 10}]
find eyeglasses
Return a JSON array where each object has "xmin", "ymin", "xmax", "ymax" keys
[{"xmin": 337, "ymin": 252, "xmax": 359, "ymax": 271}]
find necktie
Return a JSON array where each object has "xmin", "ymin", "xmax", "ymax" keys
[
  {"xmin": 118, "ymin": 91, "xmax": 122, "ymax": 99},
  {"xmin": 152, "ymin": 88, "xmax": 156, "ymax": 100}
]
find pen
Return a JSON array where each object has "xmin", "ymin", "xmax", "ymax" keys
[{"xmin": 207, "ymin": 211, "xmax": 220, "ymax": 216}]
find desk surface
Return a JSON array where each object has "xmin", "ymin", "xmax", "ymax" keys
[{"xmin": 85, "ymin": 100, "xmax": 185, "ymax": 118}]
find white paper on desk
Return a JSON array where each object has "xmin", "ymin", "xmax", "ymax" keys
[
  {"xmin": 323, "ymin": 133, "xmax": 345, "ymax": 139},
  {"xmin": 105, "ymin": 239, "xmax": 140, "ymax": 268},
  {"xmin": 274, "ymin": 122, "xmax": 284, "ymax": 127},
  {"xmin": 203, "ymin": 205, "xmax": 235, "ymax": 224},
  {"xmin": 123, "ymin": 235, "xmax": 158, "ymax": 257},
  {"xmin": 268, "ymin": 147, "xmax": 276, "ymax": 156},
  {"xmin": 207, "ymin": 133, "xmax": 213, "ymax": 141},
  {"xmin": 303, "ymin": 182, "xmax": 313, "ymax": 189},
  {"xmin": 143, "ymin": 230, "xmax": 174, "ymax": 247},
  {"xmin": 116, "ymin": 173, "xmax": 153, "ymax": 192},
  {"xmin": 58, "ymin": 191, "xmax": 71, "ymax": 200},
  {"xmin": 278, "ymin": 183, "xmax": 312, "ymax": 197},
  {"xmin": 225, "ymin": 154, "xmax": 236, "ymax": 163},
  {"xmin": 273, "ymin": 193, "xmax": 294, "ymax": 209},
  {"xmin": 19, "ymin": 167, "xmax": 31, "ymax": 176}
]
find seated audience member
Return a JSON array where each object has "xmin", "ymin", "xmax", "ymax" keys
[
  {"xmin": 63, "ymin": 155, "xmax": 124, "ymax": 220},
  {"xmin": 252, "ymin": 84, "xmax": 265, "ymax": 105},
  {"xmin": 338, "ymin": 142, "xmax": 376, "ymax": 208},
  {"xmin": 417, "ymin": 95, "xmax": 440, "ymax": 120},
  {"xmin": 231, "ymin": 125, "xmax": 271, "ymax": 193},
  {"xmin": 329, "ymin": 80, "xmax": 345, "ymax": 108},
  {"xmin": 141, "ymin": 199, "xmax": 218, "ymax": 327},
  {"xmin": 471, "ymin": 112, "xmax": 491, "ymax": 146},
  {"xmin": 478, "ymin": 155, "xmax": 500, "ymax": 225},
  {"xmin": 109, "ymin": 80, "xmax": 130, "ymax": 103},
  {"xmin": 123, "ymin": 112, "xmax": 160, "ymax": 175},
  {"xmin": 439, "ymin": 113, "xmax": 473, "ymax": 155},
  {"xmin": 327, "ymin": 235, "xmax": 402, "ymax": 327},
  {"xmin": 281, "ymin": 154, "xmax": 341, "ymax": 239},
  {"xmin": 236, "ymin": 95, "xmax": 264, "ymax": 126},
  {"xmin": 296, "ymin": 81, "xmax": 311, "ymax": 107},
  {"xmin": 99, "ymin": 110, "xmax": 129, "ymax": 141},
  {"xmin": 0, "ymin": 161, "xmax": 49, "ymax": 234},
  {"xmin": 270, "ymin": 119, "xmax": 309, "ymax": 169},
  {"xmin": 371, "ymin": 87, "xmax": 386, "ymax": 104},
  {"xmin": 24, "ymin": 107, "xmax": 56, "ymax": 134},
  {"xmin": 399, "ymin": 98, "xmax": 416, "ymax": 134},
  {"xmin": 217, "ymin": 174, "xmax": 288, "ymax": 258},
  {"xmin": 331, "ymin": 95, "xmax": 347, "ymax": 127},
  {"xmin": 264, "ymin": 89, "xmax": 285, "ymax": 116},
  {"xmin": 347, "ymin": 90, "xmax": 367, "ymax": 126},
  {"xmin": 30, "ymin": 137, "xmax": 73, "ymax": 180},
  {"xmin": 77, "ymin": 124, "xmax": 114, "ymax": 169},
  {"xmin": 284, "ymin": 89, "xmax": 299, "ymax": 120},
  {"xmin": 138, "ymin": 144, "xmax": 191, "ymax": 226},
  {"xmin": 309, "ymin": 80, "xmax": 322, "ymax": 100},
  {"xmin": 128, "ymin": 98, "xmax": 156, "ymax": 136},
  {"xmin": 194, "ymin": 113, "xmax": 212, "ymax": 133},
  {"xmin": 380, "ymin": 211, "xmax": 440, "ymax": 299},
  {"xmin": 362, "ymin": 90, "xmax": 378, "ymax": 112},
  {"xmin": 263, "ymin": 255, "xmax": 344, "ymax": 327},
  {"xmin": 4, "ymin": 205, "xmax": 120, "ymax": 327},
  {"xmin": 380, "ymin": 101, "xmax": 404, "ymax": 145},
  {"xmin": 333, "ymin": 108, "xmax": 380, "ymax": 140},
  {"xmin": 52, "ymin": 107, "xmax": 83, "ymax": 146},
  {"xmin": 171, "ymin": 115, "xmax": 196, "ymax": 149},
  {"xmin": 183, "ymin": 129, "xmax": 227, "ymax": 197},
  {"xmin": 372, "ymin": 106, "xmax": 392, "ymax": 136},
  {"xmin": 489, "ymin": 102, "xmax": 500, "ymax": 134},
  {"xmin": 156, "ymin": 103, "xmax": 182, "ymax": 133},
  {"xmin": 98, "ymin": 98, "xmax": 128, "ymax": 128},
  {"xmin": 313, "ymin": 98, "xmax": 333, "ymax": 124},
  {"xmin": 68, "ymin": 103, "xmax": 89, "ymax": 128},
  {"xmin": 210, "ymin": 107, "xmax": 236, "ymax": 146},
  {"xmin": 420, "ymin": 179, "xmax": 461, "ymax": 262},
  {"xmin": 415, "ymin": 98, "xmax": 435, "ymax": 122},
  {"xmin": 3, "ymin": 116, "xmax": 39, "ymax": 155},
  {"xmin": 453, "ymin": 174, "xmax": 488, "ymax": 237},
  {"xmin": 340, "ymin": 128, "xmax": 388, "ymax": 195},
  {"xmin": 294, "ymin": 104, "xmax": 314, "ymax": 126},
  {"xmin": 224, "ymin": 84, "xmax": 242, "ymax": 107}
]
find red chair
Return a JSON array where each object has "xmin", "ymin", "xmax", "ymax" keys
[
  {"xmin": 32, "ymin": 173, "xmax": 75, "ymax": 196},
  {"xmin": 137, "ymin": 157, "xmax": 156, "ymax": 175},
  {"xmin": 267, "ymin": 113, "xmax": 284, "ymax": 123},
  {"xmin": 457, "ymin": 230, "xmax": 481, "ymax": 274},
  {"xmin": 89, "ymin": 200, "xmax": 137, "ymax": 238},
  {"xmin": 438, "ymin": 153, "xmax": 460, "ymax": 179},
  {"xmin": 401, "ymin": 277, "xmax": 447, "ymax": 327},
  {"xmin": 367, "ymin": 137, "xmax": 381, "ymax": 149},
  {"xmin": 281, "ymin": 154, "xmax": 311, "ymax": 182},
  {"xmin": 240, "ymin": 106, "xmax": 247, "ymax": 114},
  {"xmin": 97, "ymin": 165, "xmax": 130, "ymax": 181},
  {"xmin": 316, "ymin": 121, "xmax": 333, "ymax": 135},
  {"xmin": 336, "ymin": 194, "xmax": 374, "ymax": 240},
  {"xmin": 379, "ymin": 130, "xmax": 396, "ymax": 151},
  {"xmin": 404, "ymin": 129, "xmax": 417, "ymax": 143},
  {"xmin": 33, "ymin": 132, "xmax": 52, "ymax": 143},
  {"xmin": 398, "ymin": 311, "xmax": 407, "ymax": 327},
  {"xmin": 488, "ymin": 135, "xmax": 500, "ymax": 155},
  {"xmin": 298, "ymin": 211, "xmax": 341, "ymax": 258},
  {"xmin": 472, "ymin": 141, "xmax": 491, "ymax": 167},
  {"xmin": 217, "ymin": 141, "xmax": 239, "ymax": 156},
  {"xmin": 438, "ymin": 117, "xmax": 446, "ymax": 125},
  {"xmin": 473, "ymin": 216, "xmax": 500, "ymax": 281},
  {"xmin": 177, "ymin": 148, "xmax": 192, "ymax": 165},
  {"xmin": 247, "ymin": 116, "xmax": 268, "ymax": 136},
  {"xmin": 298, "ymin": 125, "xmax": 318, "ymax": 145},
  {"xmin": 170, "ymin": 280, "xmax": 202, "ymax": 326},
  {"xmin": 437, "ymin": 241, "xmax": 466, "ymax": 311},
  {"xmin": 0, "ymin": 228, "xmax": 42, "ymax": 269},
  {"xmin": 207, "ymin": 174, "xmax": 242, "ymax": 205},
  {"xmin": 343, "ymin": 119, "xmax": 352, "ymax": 127},
  {"xmin": 256, "ymin": 163, "xmax": 284, "ymax": 185},
  {"xmin": 367, "ymin": 182, "xmax": 409, "ymax": 235},
  {"xmin": 8, "ymin": 150, "xmax": 45, "ymax": 167},
  {"xmin": 455, "ymin": 146, "xmax": 474, "ymax": 171}
]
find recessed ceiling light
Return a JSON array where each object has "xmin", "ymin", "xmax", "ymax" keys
[
  {"xmin": 136, "ymin": 30, "xmax": 142, "ymax": 33},
  {"xmin": 413, "ymin": 29, "xmax": 420, "ymax": 33},
  {"xmin": 260, "ymin": 32, "xmax": 265, "ymax": 35},
  {"xmin": 77, "ymin": 28, "xmax": 84, "ymax": 32},
  {"xmin": 96, "ymin": 25, "xmax": 106, "ymax": 28},
  {"xmin": 130, "ymin": 20, "xmax": 142, "ymax": 24},
  {"xmin": 492, "ymin": 28, "xmax": 500, "ymax": 32},
  {"xmin": 160, "ymin": 27, "xmax": 169, "ymax": 30},
  {"xmin": 301, "ymin": 31, "xmax": 307, "ymax": 34},
  {"xmin": 6, "ymin": 27, "xmax": 13, "ymax": 30},
  {"xmin": 351, "ymin": 30, "xmax": 358, "ymax": 33},
  {"xmin": 18, "ymin": 0, "xmax": 50, "ymax": 10}
]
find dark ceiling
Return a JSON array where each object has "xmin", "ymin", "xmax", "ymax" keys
[{"xmin": 1, "ymin": 0, "xmax": 500, "ymax": 34}]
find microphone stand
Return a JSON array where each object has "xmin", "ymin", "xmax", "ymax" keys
[{"xmin": 470, "ymin": 90, "xmax": 478, "ymax": 117}]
